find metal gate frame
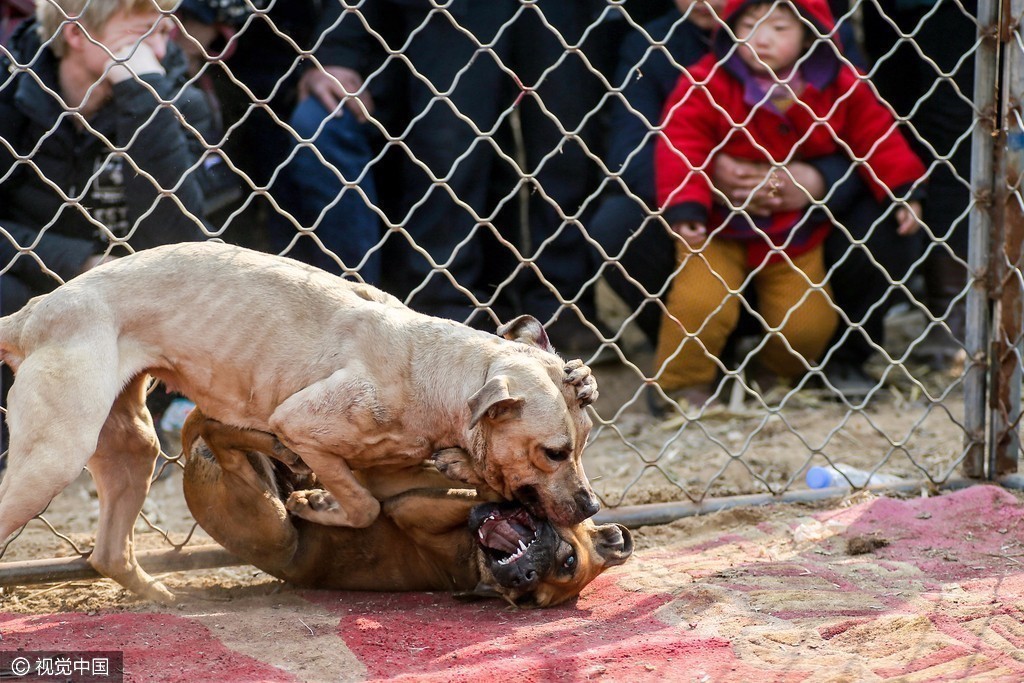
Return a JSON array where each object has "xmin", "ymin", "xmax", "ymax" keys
[{"xmin": 985, "ymin": 0, "xmax": 1024, "ymax": 481}]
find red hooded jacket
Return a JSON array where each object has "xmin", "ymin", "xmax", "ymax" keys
[{"xmin": 654, "ymin": 0, "xmax": 926, "ymax": 261}]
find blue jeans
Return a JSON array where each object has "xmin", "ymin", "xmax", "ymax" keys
[{"xmin": 271, "ymin": 98, "xmax": 382, "ymax": 284}]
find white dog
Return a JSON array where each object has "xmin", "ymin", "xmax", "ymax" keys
[{"xmin": 0, "ymin": 242, "xmax": 599, "ymax": 602}]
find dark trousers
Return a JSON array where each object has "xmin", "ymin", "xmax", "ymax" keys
[
  {"xmin": 383, "ymin": 2, "xmax": 602, "ymax": 322},
  {"xmin": 865, "ymin": 0, "xmax": 976, "ymax": 333},
  {"xmin": 586, "ymin": 195, "xmax": 677, "ymax": 346},
  {"xmin": 269, "ymin": 99, "xmax": 383, "ymax": 284}
]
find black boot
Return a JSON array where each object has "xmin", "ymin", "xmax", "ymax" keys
[{"xmin": 916, "ymin": 251, "xmax": 967, "ymax": 371}]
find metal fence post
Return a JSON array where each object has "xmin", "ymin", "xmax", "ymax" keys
[
  {"xmin": 964, "ymin": 0, "xmax": 1001, "ymax": 477},
  {"xmin": 988, "ymin": 0, "xmax": 1024, "ymax": 475}
]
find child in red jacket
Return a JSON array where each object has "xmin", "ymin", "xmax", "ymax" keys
[{"xmin": 653, "ymin": 0, "xmax": 925, "ymax": 406}]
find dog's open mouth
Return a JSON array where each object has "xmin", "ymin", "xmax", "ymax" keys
[{"xmin": 472, "ymin": 504, "xmax": 539, "ymax": 566}]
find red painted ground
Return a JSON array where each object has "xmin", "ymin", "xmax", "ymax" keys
[
  {"xmin": 305, "ymin": 583, "xmax": 781, "ymax": 682},
  {"xmin": 3, "ymin": 485, "xmax": 1024, "ymax": 682},
  {"xmin": 0, "ymin": 612, "xmax": 297, "ymax": 682}
]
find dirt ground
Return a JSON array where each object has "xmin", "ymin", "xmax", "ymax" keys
[
  {"xmin": 0, "ymin": 335, "xmax": 1003, "ymax": 681},
  {"xmin": 3, "ymin": 483, "xmax": 1024, "ymax": 681}
]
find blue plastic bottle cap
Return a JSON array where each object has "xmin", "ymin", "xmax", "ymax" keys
[{"xmin": 805, "ymin": 466, "xmax": 833, "ymax": 489}]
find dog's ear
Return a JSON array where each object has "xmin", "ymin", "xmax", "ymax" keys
[
  {"xmin": 497, "ymin": 315, "xmax": 555, "ymax": 353},
  {"xmin": 468, "ymin": 376, "xmax": 524, "ymax": 428},
  {"xmin": 594, "ymin": 523, "xmax": 634, "ymax": 568}
]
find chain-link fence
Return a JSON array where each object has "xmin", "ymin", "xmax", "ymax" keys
[{"xmin": 0, "ymin": 0, "xmax": 1019, "ymax": 583}]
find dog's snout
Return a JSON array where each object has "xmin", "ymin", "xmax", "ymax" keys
[
  {"xmin": 512, "ymin": 568, "xmax": 539, "ymax": 588},
  {"xmin": 575, "ymin": 488, "xmax": 600, "ymax": 520}
]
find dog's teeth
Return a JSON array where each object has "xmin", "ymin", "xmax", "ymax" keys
[{"xmin": 498, "ymin": 544, "xmax": 529, "ymax": 566}]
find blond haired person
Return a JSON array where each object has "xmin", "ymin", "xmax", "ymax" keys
[
  {"xmin": 1, "ymin": 0, "xmax": 206, "ymax": 311},
  {"xmin": 0, "ymin": 0, "xmax": 208, "ymax": 450}
]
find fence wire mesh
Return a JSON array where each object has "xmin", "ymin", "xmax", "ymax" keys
[{"xmin": 0, "ymin": 0, "xmax": 1011, "ymax": 582}]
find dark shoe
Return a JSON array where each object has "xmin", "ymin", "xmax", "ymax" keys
[
  {"xmin": 917, "ymin": 251, "xmax": 967, "ymax": 373},
  {"xmin": 647, "ymin": 383, "xmax": 716, "ymax": 419},
  {"xmin": 912, "ymin": 324, "xmax": 965, "ymax": 374},
  {"xmin": 822, "ymin": 361, "xmax": 875, "ymax": 401}
]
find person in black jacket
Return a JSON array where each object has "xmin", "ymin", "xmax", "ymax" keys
[
  {"xmin": 0, "ymin": 0, "xmax": 209, "ymax": 455},
  {"xmin": 288, "ymin": 0, "xmax": 610, "ymax": 354},
  {"xmin": 0, "ymin": 0, "xmax": 207, "ymax": 316}
]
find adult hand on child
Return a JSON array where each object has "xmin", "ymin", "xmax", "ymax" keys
[
  {"xmin": 712, "ymin": 154, "xmax": 824, "ymax": 215},
  {"xmin": 671, "ymin": 221, "xmax": 707, "ymax": 247},
  {"xmin": 299, "ymin": 66, "xmax": 375, "ymax": 122},
  {"xmin": 772, "ymin": 162, "xmax": 825, "ymax": 212}
]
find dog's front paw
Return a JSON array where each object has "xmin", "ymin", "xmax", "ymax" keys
[
  {"xmin": 286, "ymin": 489, "xmax": 380, "ymax": 528},
  {"xmin": 286, "ymin": 489, "xmax": 338, "ymax": 514},
  {"xmin": 563, "ymin": 358, "xmax": 599, "ymax": 406}
]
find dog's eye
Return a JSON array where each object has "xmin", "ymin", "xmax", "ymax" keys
[
  {"xmin": 545, "ymin": 448, "xmax": 570, "ymax": 462},
  {"xmin": 563, "ymin": 553, "xmax": 576, "ymax": 571}
]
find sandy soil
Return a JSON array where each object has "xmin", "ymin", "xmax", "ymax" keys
[
  {"xmin": 3, "ymin": 485, "xmax": 1023, "ymax": 682},
  {"xmin": 585, "ymin": 343, "xmax": 971, "ymax": 504}
]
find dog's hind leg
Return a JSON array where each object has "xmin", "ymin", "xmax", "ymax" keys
[
  {"xmin": 181, "ymin": 425, "xmax": 299, "ymax": 574},
  {"xmin": 86, "ymin": 375, "xmax": 172, "ymax": 603},
  {"xmin": 0, "ymin": 343, "xmax": 122, "ymax": 551},
  {"xmin": 186, "ymin": 415, "xmax": 310, "ymax": 475}
]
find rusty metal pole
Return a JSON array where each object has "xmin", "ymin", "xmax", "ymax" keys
[
  {"xmin": 988, "ymin": 0, "xmax": 1024, "ymax": 475},
  {"xmin": 964, "ymin": 0, "xmax": 1002, "ymax": 477},
  {"xmin": 0, "ymin": 545, "xmax": 243, "ymax": 588}
]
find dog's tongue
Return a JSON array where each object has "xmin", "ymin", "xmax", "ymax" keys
[{"xmin": 478, "ymin": 509, "xmax": 536, "ymax": 554}]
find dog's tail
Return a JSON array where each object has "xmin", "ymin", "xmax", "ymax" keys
[
  {"xmin": 0, "ymin": 292, "xmax": 49, "ymax": 370},
  {"xmin": 0, "ymin": 299, "xmax": 34, "ymax": 372}
]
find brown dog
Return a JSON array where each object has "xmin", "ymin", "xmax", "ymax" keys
[
  {"xmin": 181, "ymin": 411, "xmax": 632, "ymax": 607},
  {"xmin": 0, "ymin": 242, "xmax": 600, "ymax": 602}
]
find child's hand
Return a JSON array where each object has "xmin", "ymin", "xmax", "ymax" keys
[
  {"xmin": 671, "ymin": 221, "xmax": 707, "ymax": 246},
  {"xmin": 896, "ymin": 200, "xmax": 922, "ymax": 236},
  {"xmin": 106, "ymin": 40, "xmax": 164, "ymax": 84}
]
